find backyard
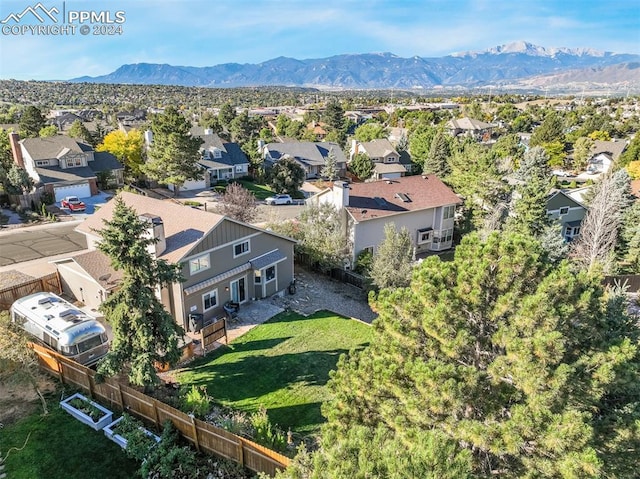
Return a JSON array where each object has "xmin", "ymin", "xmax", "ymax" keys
[
  {"xmin": 177, "ymin": 310, "xmax": 373, "ymax": 436},
  {"xmin": 0, "ymin": 395, "xmax": 138, "ymax": 479}
]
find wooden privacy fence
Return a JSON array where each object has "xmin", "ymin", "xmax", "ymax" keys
[
  {"xmin": 200, "ymin": 318, "xmax": 227, "ymax": 352},
  {"xmin": 30, "ymin": 343, "xmax": 290, "ymax": 477},
  {"xmin": 0, "ymin": 272, "xmax": 61, "ymax": 310}
]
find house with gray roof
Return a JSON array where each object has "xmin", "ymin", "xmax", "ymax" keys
[
  {"xmin": 194, "ymin": 129, "xmax": 250, "ymax": 184},
  {"xmin": 262, "ymin": 141, "xmax": 347, "ymax": 179},
  {"xmin": 9, "ymin": 133, "xmax": 123, "ymax": 200},
  {"xmin": 585, "ymin": 139, "xmax": 627, "ymax": 176},
  {"xmin": 74, "ymin": 191, "xmax": 295, "ymax": 330},
  {"xmin": 308, "ymin": 175, "xmax": 461, "ymax": 263},
  {"xmin": 446, "ymin": 117, "xmax": 495, "ymax": 140},
  {"xmin": 350, "ymin": 138, "xmax": 408, "ymax": 180},
  {"xmin": 546, "ymin": 190, "xmax": 588, "ymax": 241}
]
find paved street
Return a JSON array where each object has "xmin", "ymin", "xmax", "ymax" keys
[{"xmin": 0, "ymin": 222, "xmax": 87, "ymax": 267}]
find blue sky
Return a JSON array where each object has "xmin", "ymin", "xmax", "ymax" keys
[{"xmin": 0, "ymin": 0, "xmax": 638, "ymax": 80}]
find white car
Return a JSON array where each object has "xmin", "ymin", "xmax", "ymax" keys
[{"xmin": 265, "ymin": 194, "xmax": 293, "ymax": 205}]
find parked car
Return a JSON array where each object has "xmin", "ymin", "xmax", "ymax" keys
[
  {"xmin": 265, "ymin": 194, "xmax": 293, "ymax": 205},
  {"xmin": 61, "ymin": 196, "xmax": 86, "ymax": 212}
]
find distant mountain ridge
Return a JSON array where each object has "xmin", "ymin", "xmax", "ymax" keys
[{"xmin": 69, "ymin": 41, "xmax": 640, "ymax": 90}]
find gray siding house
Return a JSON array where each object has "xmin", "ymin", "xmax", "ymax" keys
[
  {"xmin": 74, "ymin": 192, "xmax": 295, "ymax": 330},
  {"xmin": 546, "ymin": 190, "xmax": 588, "ymax": 241},
  {"xmin": 262, "ymin": 141, "xmax": 347, "ymax": 179}
]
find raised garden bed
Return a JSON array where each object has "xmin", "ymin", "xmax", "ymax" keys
[
  {"xmin": 60, "ymin": 392, "xmax": 114, "ymax": 431},
  {"xmin": 103, "ymin": 415, "xmax": 161, "ymax": 450}
]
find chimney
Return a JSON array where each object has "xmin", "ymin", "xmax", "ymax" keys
[
  {"xmin": 204, "ymin": 128, "xmax": 213, "ymax": 135},
  {"xmin": 257, "ymin": 139, "xmax": 266, "ymax": 153},
  {"xmin": 139, "ymin": 213, "xmax": 166, "ymax": 258},
  {"xmin": 9, "ymin": 132, "xmax": 24, "ymax": 168},
  {"xmin": 350, "ymin": 139, "xmax": 358, "ymax": 160},
  {"xmin": 333, "ymin": 181, "xmax": 350, "ymax": 209}
]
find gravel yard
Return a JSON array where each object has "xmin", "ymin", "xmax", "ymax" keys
[{"xmin": 270, "ymin": 266, "xmax": 377, "ymax": 323}]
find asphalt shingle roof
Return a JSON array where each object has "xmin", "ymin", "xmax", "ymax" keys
[
  {"xmin": 360, "ymin": 139, "xmax": 399, "ymax": 158},
  {"xmin": 21, "ymin": 136, "xmax": 84, "ymax": 160},
  {"xmin": 71, "ymin": 250, "xmax": 124, "ymax": 290},
  {"xmin": 35, "ymin": 165, "xmax": 96, "ymax": 182},
  {"xmin": 590, "ymin": 140, "xmax": 627, "ymax": 161},
  {"xmin": 344, "ymin": 174, "xmax": 461, "ymax": 222},
  {"xmin": 446, "ymin": 117, "xmax": 494, "ymax": 131},
  {"xmin": 90, "ymin": 151, "xmax": 123, "ymax": 173},
  {"xmin": 77, "ymin": 191, "xmax": 225, "ymax": 264},
  {"xmin": 265, "ymin": 141, "xmax": 347, "ymax": 166}
]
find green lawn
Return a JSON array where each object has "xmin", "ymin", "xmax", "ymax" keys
[
  {"xmin": 234, "ymin": 180, "xmax": 275, "ymax": 200},
  {"xmin": 0, "ymin": 398, "xmax": 138, "ymax": 479},
  {"xmin": 177, "ymin": 311, "xmax": 373, "ymax": 435}
]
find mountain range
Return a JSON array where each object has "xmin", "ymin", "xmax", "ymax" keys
[{"xmin": 70, "ymin": 41, "xmax": 640, "ymax": 91}]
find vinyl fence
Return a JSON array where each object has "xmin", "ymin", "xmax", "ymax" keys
[{"xmin": 30, "ymin": 343, "xmax": 290, "ymax": 477}]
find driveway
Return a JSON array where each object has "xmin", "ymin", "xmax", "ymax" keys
[
  {"xmin": 0, "ymin": 221, "xmax": 87, "ymax": 268},
  {"xmin": 57, "ymin": 191, "xmax": 113, "ymax": 219}
]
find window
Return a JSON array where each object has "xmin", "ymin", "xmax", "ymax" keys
[
  {"xmin": 233, "ymin": 240, "xmax": 250, "ymax": 257},
  {"xmin": 65, "ymin": 158, "xmax": 82, "ymax": 168},
  {"xmin": 443, "ymin": 228, "xmax": 453, "ymax": 243},
  {"xmin": 417, "ymin": 228, "xmax": 432, "ymax": 244},
  {"xmin": 35, "ymin": 160, "xmax": 48, "ymax": 167},
  {"xmin": 189, "ymin": 254, "xmax": 210, "ymax": 274},
  {"xmin": 443, "ymin": 205, "xmax": 455, "ymax": 220},
  {"xmin": 265, "ymin": 265, "xmax": 276, "ymax": 282},
  {"xmin": 203, "ymin": 289, "xmax": 218, "ymax": 310},
  {"xmin": 254, "ymin": 270, "xmax": 262, "ymax": 284},
  {"xmin": 566, "ymin": 226, "xmax": 581, "ymax": 237},
  {"xmin": 559, "ymin": 207, "xmax": 569, "ymax": 215},
  {"xmin": 235, "ymin": 164, "xmax": 244, "ymax": 172}
]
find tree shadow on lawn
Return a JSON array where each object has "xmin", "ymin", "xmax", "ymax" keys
[
  {"xmin": 265, "ymin": 401, "xmax": 324, "ymax": 435},
  {"xmin": 185, "ymin": 348, "xmax": 352, "ymax": 403},
  {"xmin": 265, "ymin": 309, "xmax": 344, "ymax": 324}
]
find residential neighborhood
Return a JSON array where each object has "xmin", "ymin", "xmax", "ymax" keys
[{"xmin": 1, "ymin": 3, "xmax": 640, "ymax": 474}]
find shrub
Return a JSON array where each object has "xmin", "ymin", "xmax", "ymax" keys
[
  {"xmin": 140, "ymin": 421, "xmax": 198, "ymax": 479},
  {"xmin": 41, "ymin": 191, "xmax": 55, "ymax": 205},
  {"xmin": 354, "ymin": 249, "xmax": 373, "ymax": 274},
  {"xmin": 250, "ymin": 407, "xmax": 287, "ymax": 453},
  {"xmin": 180, "ymin": 385, "xmax": 211, "ymax": 418},
  {"xmin": 205, "ymin": 405, "xmax": 254, "ymax": 438}
]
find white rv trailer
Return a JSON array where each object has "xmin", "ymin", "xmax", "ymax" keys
[{"xmin": 10, "ymin": 292, "xmax": 110, "ymax": 367}]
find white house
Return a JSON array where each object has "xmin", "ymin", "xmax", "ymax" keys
[{"xmin": 308, "ymin": 175, "xmax": 461, "ymax": 263}]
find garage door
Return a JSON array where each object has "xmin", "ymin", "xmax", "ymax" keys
[{"xmin": 54, "ymin": 183, "xmax": 91, "ymax": 201}]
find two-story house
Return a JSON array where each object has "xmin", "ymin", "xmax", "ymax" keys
[
  {"xmin": 546, "ymin": 190, "xmax": 588, "ymax": 241},
  {"xmin": 261, "ymin": 141, "xmax": 347, "ymax": 179},
  {"xmin": 350, "ymin": 138, "xmax": 408, "ymax": 180},
  {"xmin": 196, "ymin": 129, "xmax": 250, "ymax": 185},
  {"xmin": 446, "ymin": 117, "xmax": 495, "ymax": 141},
  {"xmin": 73, "ymin": 192, "xmax": 295, "ymax": 330},
  {"xmin": 9, "ymin": 133, "xmax": 124, "ymax": 200},
  {"xmin": 308, "ymin": 175, "xmax": 461, "ymax": 263}
]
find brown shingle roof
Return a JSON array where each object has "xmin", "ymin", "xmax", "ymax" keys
[
  {"xmin": 590, "ymin": 140, "xmax": 627, "ymax": 161},
  {"xmin": 76, "ymin": 191, "xmax": 225, "ymax": 263},
  {"xmin": 360, "ymin": 139, "xmax": 398, "ymax": 159},
  {"xmin": 345, "ymin": 175, "xmax": 461, "ymax": 222},
  {"xmin": 72, "ymin": 250, "xmax": 124, "ymax": 290}
]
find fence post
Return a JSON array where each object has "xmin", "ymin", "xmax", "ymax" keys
[
  {"xmin": 237, "ymin": 438, "xmax": 244, "ymax": 467},
  {"xmin": 55, "ymin": 355, "xmax": 64, "ymax": 384},
  {"xmin": 153, "ymin": 399, "xmax": 161, "ymax": 430},
  {"xmin": 189, "ymin": 414, "xmax": 200, "ymax": 451},
  {"xmin": 117, "ymin": 382, "xmax": 125, "ymax": 410},
  {"xmin": 86, "ymin": 369, "xmax": 94, "ymax": 398}
]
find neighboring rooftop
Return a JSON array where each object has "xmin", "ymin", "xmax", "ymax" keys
[
  {"xmin": 265, "ymin": 141, "xmax": 347, "ymax": 166},
  {"xmin": 21, "ymin": 136, "xmax": 85, "ymax": 160},
  {"xmin": 359, "ymin": 139, "xmax": 399, "ymax": 158},
  {"xmin": 446, "ymin": 117, "xmax": 494, "ymax": 131},
  {"xmin": 344, "ymin": 175, "xmax": 461, "ymax": 222},
  {"xmin": 590, "ymin": 139, "xmax": 627, "ymax": 161}
]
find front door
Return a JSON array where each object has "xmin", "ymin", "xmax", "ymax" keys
[{"xmin": 230, "ymin": 277, "xmax": 246, "ymax": 303}]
